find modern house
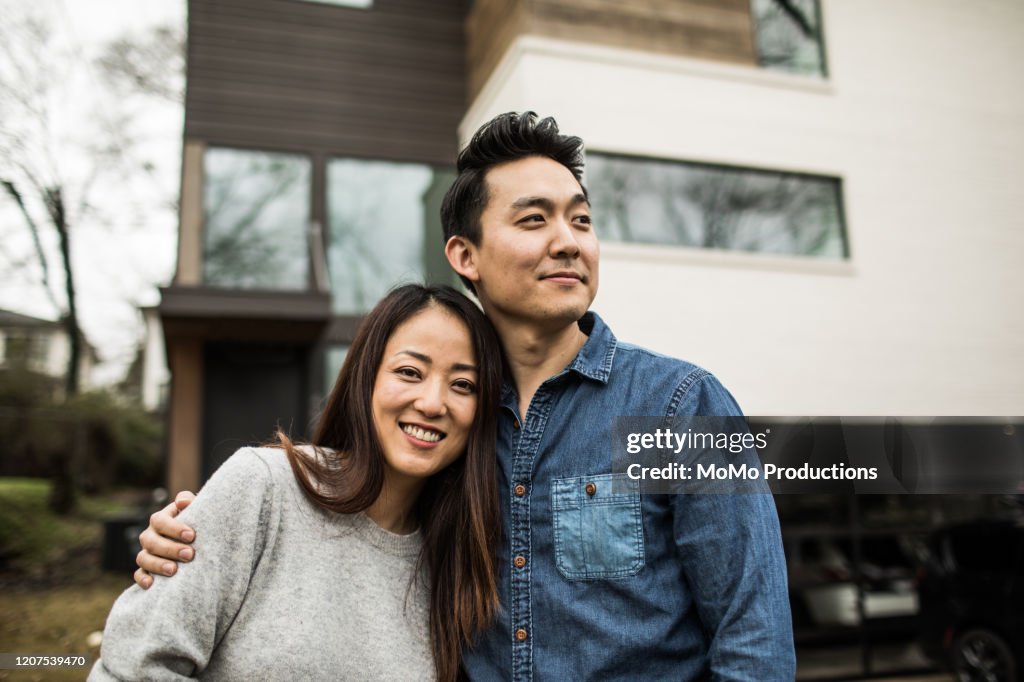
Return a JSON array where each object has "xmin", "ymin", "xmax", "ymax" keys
[
  {"xmin": 163, "ymin": 0, "xmax": 1022, "ymax": 674},
  {"xmin": 164, "ymin": 0, "xmax": 1023, "ymax": 487}
]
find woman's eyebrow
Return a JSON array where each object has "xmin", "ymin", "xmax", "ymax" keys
[
  {"xmin": 397, "ymin": 349, "xmax": 431, "ymax": 364},
  {"xmin": 398, "ymin": 350, "xmax": 477, "ymax": 373}
]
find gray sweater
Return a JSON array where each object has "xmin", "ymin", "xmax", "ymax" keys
[{"xmin": 90, "ymin": 447, "xmax": 433, "ymax": 681}]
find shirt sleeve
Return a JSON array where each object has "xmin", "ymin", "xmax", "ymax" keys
[
  {"xmin": 89, "ymin": 448, "xmax": 280, "ymax": 681},
  {"xmin": 668, "ymin": 372, "xmax": 796, "ymax": 681}
]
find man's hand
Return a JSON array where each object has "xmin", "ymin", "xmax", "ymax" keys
[{"xmin": 134, "ymin": 491, "xmax": 197, "ymax": 589}]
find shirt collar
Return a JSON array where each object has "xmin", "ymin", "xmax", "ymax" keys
[
  {"xmin": 500, "ymin": 311, "xmax": 617, "ymax": 405},
  {"xmin": 566, "ymin": 311, "xmax": 616, "ymax": 385}
]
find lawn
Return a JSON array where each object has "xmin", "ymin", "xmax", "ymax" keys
[
  {"xmin": 0, "ymin": 478, "xmax": 145, "ymax": 680},
  {"xmin": 0, "ymin": 575, "xmax": 131, "ymax": 681}
]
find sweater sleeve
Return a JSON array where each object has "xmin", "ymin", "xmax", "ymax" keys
[{"xmin": 89, "ymin": 448, "xmax": 280, "ymax": 681}]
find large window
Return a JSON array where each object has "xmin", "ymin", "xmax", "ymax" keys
[
  {"xmin": 327, "ymin": 160, "xmax": 454, "ymax": 314},
  {"xmin": 586, "ymin": 153, "xmax": 847, "ymax": 259},
  {"xmin": 295, "ymin": 0, "xmax": 372, "ymax": 7},
  {"xmin": 203, "ymin": 148, "xmax": 312, "ymax": 290},
  {"xmin": 751, "ymin": 0, "xmax": 827, "ymax": 77},
  {"xmin": 324, "ymin": 343, "xmax": 350, "ymax": 392}
]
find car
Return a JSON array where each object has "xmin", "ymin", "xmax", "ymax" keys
[
  {"xmin": 787, "ymin": 534, "xmax": 920, "ymax": 630},
  {"xmin": 917, "ymin": 518, "xmax": 1024, "ymax": 682}
]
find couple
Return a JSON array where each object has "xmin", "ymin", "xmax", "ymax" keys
[{"xmin": 94, "ymin": 112, "xmax": 795, "ymax": 680}]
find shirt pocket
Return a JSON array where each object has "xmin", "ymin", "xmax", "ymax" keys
[{"xmin": 551, "ymin": 473, "xmax": 645, "ymax": 580}]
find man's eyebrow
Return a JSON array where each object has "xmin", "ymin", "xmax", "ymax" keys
[
  {"xmin": 397, "ymin": 350, "xmax": 477, "ymax": 372},
  {"xmin": 510, "ymin": 193, "xmax": 591, "ymax": 211},
  {"xmin": 570, "ymin": 192, "xmax": 591, "ymax": 208},
  {"xmin": 510, "ymin": 196, "xmax": 554, "ymax": 212}
]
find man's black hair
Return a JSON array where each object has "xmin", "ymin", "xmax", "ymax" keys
[{"xmin": 440, "ymin": 111, "xmax": 585, "ymax": 293}]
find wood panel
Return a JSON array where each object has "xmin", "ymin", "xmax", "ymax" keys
[
  {"xmin": 185, "ymin": 0, "xmax": 467, "ymax": 165},
  {"xmin": 468, "ymin": 0, "xmax": 759, "ymax": 100}
]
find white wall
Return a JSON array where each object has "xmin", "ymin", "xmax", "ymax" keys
[
  {"xmin": 141, "ymin": 307, "xmax": 169, "ymax": 411},
  {"xmin": 463, "ymin": 0, "xmax": 1024, "ymax": 416}
]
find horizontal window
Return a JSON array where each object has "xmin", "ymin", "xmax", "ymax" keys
[
  {"xmin": 203, "ymin": 148, "xmax": 311, "ymax": 290},
  {"xmin": 294, "ymin": 0, "xmax": 372, "ymax": 8},
  {"xmin": 752, "ymin": 0, "xmax": 828, "ymax": 77},
  {"xmin": 586, "ymin": 152, "xmax": 847, "ymax": 260}
]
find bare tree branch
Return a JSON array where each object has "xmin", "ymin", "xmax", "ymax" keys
[
  {"xmin": 772, "ymin": 0, "xmax": 814, "ymax": 38},
  {"xmin": 1, "ymin": 178, "xmax": 60, "ymax": 310}
]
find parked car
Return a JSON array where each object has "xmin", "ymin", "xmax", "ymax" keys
[
  {"xmin": 788, "ymin": 534, "xmax": 919, "ymax": 629},
  {"xmin": 918, "ymin": 519, "xmax": 1024, "ymax": 682}
]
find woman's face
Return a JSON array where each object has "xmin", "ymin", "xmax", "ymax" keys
[{"xmin": 372, "ymin": 304, "xmax": 478, "ymax": 487}]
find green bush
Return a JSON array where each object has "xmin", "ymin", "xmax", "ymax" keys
[{"xmin": 0, "ymin": 369, "xmax": 165, "ymax": 493}]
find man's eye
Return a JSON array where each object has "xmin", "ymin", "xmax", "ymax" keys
[
  {"xmin": 575, "ymin": 214, "xmax": 592, "ymax": 226},
  {"xmin": 519, "ymin": 214, "xmax": 544, "ymax": 224}
]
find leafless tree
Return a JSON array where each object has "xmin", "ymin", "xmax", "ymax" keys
[{"xmin": 0, "ymin": 5, "xmax": 183, "ymax": 512}]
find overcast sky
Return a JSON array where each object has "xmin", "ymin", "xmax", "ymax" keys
[{"xmin": 0, "ymin": 0, "xmax": 186, "ymax": 383}]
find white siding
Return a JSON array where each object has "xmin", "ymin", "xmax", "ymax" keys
[{"xmin": 463, "ymin": 0, "xmax": 1024, "ymax": 415}]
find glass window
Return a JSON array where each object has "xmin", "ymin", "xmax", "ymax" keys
[
  {"xmin": 585, "ymin": 152, "xmax": 847, "ymax": 259},
  {"xmin": 751, "ymin": 0, "xmax": 827, "ymax": 77},
  {"xmin": 296, "ymin": 0, "xmax": 372, "ymax": 7},
  {"xmin": 203, "ymin": 148, "xmax": 311, "ymax": 290},
  {"xmin": 29, "ymin": 333, "xmax": 50, "ymax": 367},
  {"xmin": 327, "ymin": 159, "xmax": 454, "ymax": 314},
  {"xmin": 324, "ymin": 344, "xmax": 350, "ymax": 393}
]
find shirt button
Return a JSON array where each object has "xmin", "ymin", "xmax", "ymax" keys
[
  {"xmin": 514, "ymin": 484, "xmax": 527, "ymax": 497},
  {"xmin": 514, "ymin": 555, "xmax": 527, "ymax": 568},
  {"xmin": 513, "ymin": 421, "xmax": 521, "ymax": 430},
  {"xmin": 585, "ymin": 482, "xmax": 597, "ymax": 496},
  {"xmin": 516, "ymin": 628, "xmax": 528, "ymax": 642}
]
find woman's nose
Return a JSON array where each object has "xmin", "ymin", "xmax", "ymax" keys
[{"xmin": 413, "ymin": 381, "xmax": 447, "ymax": 416}]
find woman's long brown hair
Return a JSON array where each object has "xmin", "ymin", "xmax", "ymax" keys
[{"xmin": 277, "ymin": 284, "xmax": 502, "ymax": 682}]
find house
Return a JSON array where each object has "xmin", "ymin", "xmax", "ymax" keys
[
  {"xmin": 0, "ymin": 308, "xmax": 98, "ymax": 393},
  {"xmin": 163, "ymin": 0, "xmax": 1023, "ymax": 486}
]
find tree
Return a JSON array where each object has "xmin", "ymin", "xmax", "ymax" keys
[{"xmin": 0, "ymin": 4, "xmax": 183, "ymax": 512}]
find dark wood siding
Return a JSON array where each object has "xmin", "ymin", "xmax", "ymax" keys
[{"xmin": 185, "ymin": 0, "xmax": 467, "ymax": 165}]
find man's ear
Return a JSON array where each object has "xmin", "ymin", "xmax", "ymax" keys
[{"xmin": 445, "ymin": 235, "xmax": 480, "ymax": 284}]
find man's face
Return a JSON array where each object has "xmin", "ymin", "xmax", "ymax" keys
[{"xmin": 448, "ymin": 155, "xmax": 599, "ymax": 330}]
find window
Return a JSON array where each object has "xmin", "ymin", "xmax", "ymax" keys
[
  {"xmin": 324, "ymin": 344, "xmax": 350, "ymax": 392},
  {"xmin": 751, "ymin": 0, "xmax": 827, "ymax": 77},
  {"xmin": 295, "ymin": 0, "xmax": 372, "ymax": 8},
  {"xmin": 203, "ymin": 148, "xmax": 312, "ymax": 290},
  {"xmin": 28, "ymin": 333, "xmax": 50, "ymax": 368},
  {"xmin": 586, "ymin": 152, "xmax": 847, "ymax": 259},
  {"xmin": 326, "ymin": 159, "xmax": 454, "ymax": 314}
]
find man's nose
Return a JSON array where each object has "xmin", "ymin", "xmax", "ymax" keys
[{"xmin": 549, "ymin": 217, "xmax": 581, "ymax": 259}]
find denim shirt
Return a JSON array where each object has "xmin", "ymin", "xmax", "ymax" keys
[{"xmin": 463, "ymin": 312, "xmax": 794, "ymax": 681}]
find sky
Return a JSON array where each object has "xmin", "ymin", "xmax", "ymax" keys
[{"xmin": 0, "ymin": 0, "xmax": 186, "ymax": 384}]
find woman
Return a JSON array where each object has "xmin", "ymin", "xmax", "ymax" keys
[{"xmin": 90, "ymin": 285, "xmax": 503, "ymax": 681}]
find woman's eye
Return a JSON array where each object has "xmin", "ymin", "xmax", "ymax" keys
[
  {"xmin": 395, "ymin": 367, "xmax": 421, "ymax": 379},
  {"xmin": 452, "ymin": 379, "xmax": 477, "ymax": 393}
]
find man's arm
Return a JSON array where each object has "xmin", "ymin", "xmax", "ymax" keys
[
  {"xmin": 135, "ymin": 491, "xmax": 197, "ymax": 588},
  {"xmin": 670, "ymin": 372, "xmax": 795, "ymax": 681}
]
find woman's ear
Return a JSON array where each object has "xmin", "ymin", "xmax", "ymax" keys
[{"xmin": 445, "ymin": 236, "xmax": 480, "ymax": 284}]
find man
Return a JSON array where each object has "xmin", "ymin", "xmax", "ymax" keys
[{"xmin": 137, "ymin": 112, "xmax": 795, "ymax": 680}]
